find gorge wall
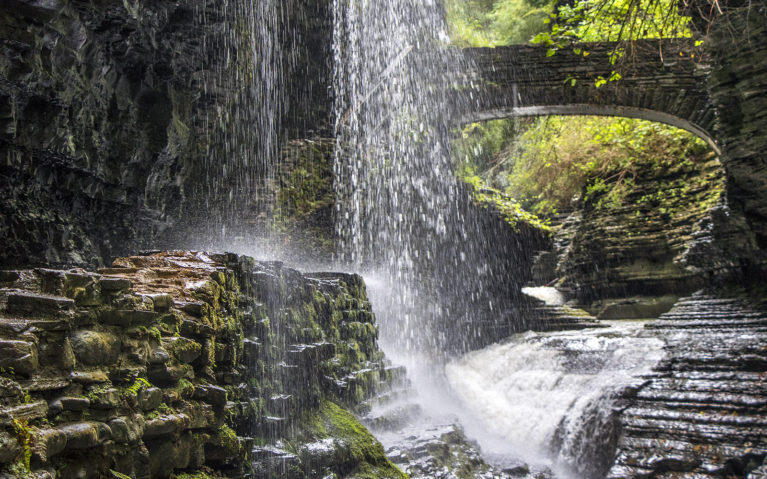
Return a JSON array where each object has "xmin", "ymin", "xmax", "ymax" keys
[
  {"xmin": 0, "ymin": 0, "xmax": 334, "ymax": 269},
  {"xmin": 546, "ymin": 150, "xmax": 748, "ymax": 308},
  {"xmin": 702, "ymin": 0, "xmax": 767, "ymax": 262},
  {"xmin": 0, "ymin": 251, "xmax": 405, "ymax": 478}
]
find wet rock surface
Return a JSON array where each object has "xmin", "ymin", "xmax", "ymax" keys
[
  {"xmin": 0, "ymin": 0, "xmax": 335, "ymax": 269},
  {"xmin": 609, "ymin": 293, "xmax": 767, "ymax": 478},
  {"xmin": 384, "ymin": 423, "xmax": 547, "ymax": 479},
  {"xmin": 0, "ymin": 251, "xmax": 404, "ymax": 478},
  {"xmin": 547, "ymin": 153, "xmax": 733, "ymax": 304}
]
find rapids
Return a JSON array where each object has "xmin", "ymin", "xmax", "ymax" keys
[{"xmin": 445, "ymin": 321, "xmax": 665, "ymax": 477}]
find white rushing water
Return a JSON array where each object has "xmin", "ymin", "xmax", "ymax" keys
[
  {"xmin": 331, "ymin": 0, "xmax": 515, "ymax": 358},
  {"xmin": 522, "ymin": 286, "xmax": 567, "ymax": 306},
  {"xmin": 444, "ymin": 321, "xmax": 665, "ymax": 477}
]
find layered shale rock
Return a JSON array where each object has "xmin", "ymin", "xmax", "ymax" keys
[
  {"xmin": 0, "ymin": 0, "xmax": 334, "ymax": 269},
  {"xmin": 699, "ymin": 1, "xmax": 767, "ymax": 259},
  {"xmin": 547, "ymin": 151, "xmax": 744, "ymax": 307},
  {"xmin": 608, "ymin": 294, "xmax": 767, "ymax": 478},
  {"xmin": 0, "ymin": 251, "xmax": 405, "ymax": 478}
]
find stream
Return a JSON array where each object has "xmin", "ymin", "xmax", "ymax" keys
[
  {"xmin": 445, "ymin": 320, "xmax": 665, "ymax": 477},
  {"xmin": 367, "ymin": 283, "xmax": 667, "ymax": 478}
]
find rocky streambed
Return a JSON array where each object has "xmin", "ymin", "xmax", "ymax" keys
[
  {"xmin": 362, "ymin": 291, "xmax": 767, "ymax": 479},
  {"xmin": 1, "ymin": 251, "xmax": 765, "ymax": 478}
]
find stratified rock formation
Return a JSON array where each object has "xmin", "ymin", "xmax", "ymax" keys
[
  {"xmin": 542, "ymin": 148, "xmax": 750, "ymax": 311},
  {"xmin": 0, "ymin": 251, "xmax": 405, "ymax": 478},
  {"xmin": 608, "ymin": 293, "xmax": 767, "ymax": 478}
]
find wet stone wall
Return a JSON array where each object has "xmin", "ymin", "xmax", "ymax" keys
[
  {"xmin": 0, "ymin": 251, "xmax": 405, "ymax": 478},
  {"xmin": 0, "ymin": 0, "xmax": 335, "ymax": 269}
]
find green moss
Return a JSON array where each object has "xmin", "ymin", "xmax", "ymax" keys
[
  {"xmin": 213, "ymin": 425, "xmax": 242, "ymax": 456},
  {"xmin": 149, "ymin": 326, "xmax": 162, "ymax": 342},
  {"xmin": 178, "ymin": 378, "xmax": 195, "ymax": 398},
  {"xmin": 272, "ymin": 139, "xmax": 336, "ymax": 255},
  {"xmin": 300, "ymin": 400, "xmax": 408, "ymax": 479}
]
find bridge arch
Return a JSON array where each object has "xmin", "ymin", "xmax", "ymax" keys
[
  {"xmin": 455, "ymin": 39, "xmax": 719, "ymax": 153},
  {"xmin": 465, "ymin": 104, "xmax": 720, "ymax": 155}
]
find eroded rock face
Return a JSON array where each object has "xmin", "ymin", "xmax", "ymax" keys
[
  {"xmin": 0, "ymin": 251, "xmax": 404, "ymax": 478},
  {"xmin": 0, "ymin": 0, "xmax": 335, "ymax": 269},
  {"xmin": 700, "ymin": 2, "xmax": 767, "ymax": 260},
  {"xmin": 0, "ymin": 0, "xmax": 210, "ymax": 267},
  {"xmin": 549, "ymin": 152, "xmax": 741, "ymax": 305}
]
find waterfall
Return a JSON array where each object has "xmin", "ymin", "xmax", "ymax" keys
[
  {"xmin": 445, "ymin": 321, "xmax": 665, "ymax": 477},
  {"xmin": 332, "ymin": 0, "xmax": 461, "ymax": 355},
  {"xmin": 195, "ymin": 0, "xmax": 286, "ymax": 240},
  {"xmin": 332, "ymin": 0, "xmax": 529, "ymax": 358}
]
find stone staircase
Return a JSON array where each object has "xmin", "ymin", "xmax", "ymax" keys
[{"xmin": 608, "ymin": 293, "xmax": 767, "ymax": 478}]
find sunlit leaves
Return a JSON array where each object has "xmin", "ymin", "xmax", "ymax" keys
[
  {"xmin": 445, "ymin": 0, "xmax": 695, "ymax": 85},
  {"xmin": 452, "ymin": 116, "xmax": 710, "ymax": 217},
  {"xmin": 444, "ymin": 0, "xmax": 556, "ymax": 46}
]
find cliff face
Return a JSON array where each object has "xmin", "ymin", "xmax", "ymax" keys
[
  {"xmin": 0, "ymin": 251, "xmax": 404, "ymax": 478},
  {"xmin": 702, "ymin": 1, "xmax": 767, "ymax": 262},
  {"xmin": 0, "ymin": 0, "xmax": 334, "ymax": 269},
  {"xmin": 1, "ymin": 0, "xmax": 195, "ymax": 266},
  {"xmin": 546, "ymin": 151, "xmax": 743, "ymax": 306}
]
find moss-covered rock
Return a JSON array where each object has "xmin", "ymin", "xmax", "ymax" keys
[
  {"xmin": 294, "ymin": 400, "xmax": 408, "ymax": 479},
  {"xmin": 0, "ymin": 251, "xmax": 398, "ymax": 478}
]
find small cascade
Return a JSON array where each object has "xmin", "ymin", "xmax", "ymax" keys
[{"xmin": 444, "ymin": 321, "xmax": 665, "ymax": 477}]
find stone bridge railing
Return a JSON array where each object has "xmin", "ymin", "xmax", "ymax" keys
[{"xmin": 453, "ymin": 39, "xmax": 718, "ymax": 152}]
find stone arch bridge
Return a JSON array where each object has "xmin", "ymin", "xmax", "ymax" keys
[{"xmin": 452, "ymin": 39, "xmax": 718, "ymax": 153}]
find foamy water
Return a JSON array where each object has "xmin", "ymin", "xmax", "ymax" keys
[{"xmin": 444, "ymin": 321, "xmax": 665, "ymax": 476}]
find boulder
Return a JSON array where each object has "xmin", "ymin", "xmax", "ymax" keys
[
  {"xmin": 70, "ymin": 330, "xmax": 120, "ymax": 366},
  {"xmin": 0, "ymin": 339, "xmax": 39, "ymax": 375},
  {"xmin": 108, "ymin": 415, "xmax": 146, "ymax": 444},
  {"xmin": 32, "ymin": 428, "xmax": 67, "ymax": 462}
]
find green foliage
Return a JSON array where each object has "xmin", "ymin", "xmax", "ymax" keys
[
  {"xmin": 173, "ymin": 472, "xmax": 228, "ymax": 479},
  {"xmin": 126, "ymin": 377, "xmax": 152, "ymax": 396},
  {"xmin": 453, "ymin": 116, "xmax": 712, "ymax": 216},
  {"xmin": 445, "ymin": 0, "xmax": 691, "ymax": 48},
  {"xmin": 109, "ymin": 470, "xmax": 134, "ymax": 479},
  {"xmin": 444, "ymin": 0, "xmax": 555, "ymax": 46},
  {"xmin": 457, "ymin": 163, "xmax": 551, "ymax": 232},
  {"xmin": 444, "ymin": 0, "xmax": 697, "ymax": 86},
  {"xmin": 11, "ymin": 418, "xmax": 32, "ymax": 476},
  {"xmin": 540, "ymin": 0, "xmax": 692, "ymax": 46}
]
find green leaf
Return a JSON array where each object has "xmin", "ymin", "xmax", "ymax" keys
[
  {"xmin": 694, "ymin": 40, "xmax": 704, "ymax": 46},
  {"xmin": 546, "ymin": 48, "xmax": 556, "ymax": 57},
  {"xmin": 573, "ymin": 48, "xmax": 582, "ymax": 55}
]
